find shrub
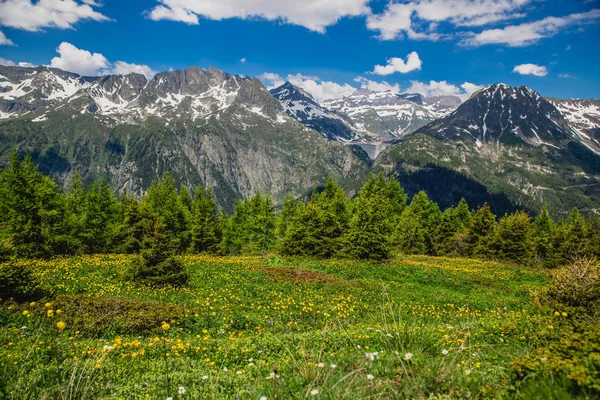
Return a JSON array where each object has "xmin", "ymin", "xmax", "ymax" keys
[
  {"xmin": 512, "ymin": 325, "xmax": 600, "ymax": 394},
  {"xmin": 53, "ymin": 295, "xmax": 184, "ymax": 334},
  {"xmin": 544, "ymin": 258, "xmax": 600, "ymax": 308},
  {"xmin": 0, "ymin": 262, "xmax": 50, "ymax": 302}
]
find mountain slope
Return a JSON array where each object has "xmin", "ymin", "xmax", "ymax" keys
[
  {"xmin": 0, "ymin": 65, "xmax": 370, "ymax": 210},
  {"xmin": 375, "ymin": 84, "xmax": 600, "ymax": 216},
  {"xmin": 269, "ymin": 81, "xmax": 357, "ymax": 141}
]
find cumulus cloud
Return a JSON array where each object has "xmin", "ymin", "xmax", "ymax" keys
[
  {"xmin": 404, "ymin": 80, "xmax": 483, "ymax": 100},
  {"xmin": 371, "ymin": 52, "xmax": 422, "ymax": 75},
  {"xmin": 0, "ymin": 30, "xmax": 14, "ymax": 46},
  {"xmin": 0, "ymin": 0, "xmax": 110, "ymax": 32},
  {"xmin": 147, "ymin": 0, "xmax": 370, "ymax": 33},
  {"xmin": 48, "ymin": 42, "xmax": 156, "ymax": 79},
  {"xmin": 512, "ymin": 63, "xmax": 548, "ymax": 77},
  {"xmin": 260, "ymin": 72, "xmax": 356, "ymax": 102},
  {"xmin": 107, "ymin": 61, "xmax": 158, "ymax": 80},
  {"xmin": 240, "ymin": 58, "xmax": 246, "ymax": 64},
  {"xmin": 354, "ymin": 76, "xmax": 400, "ymax": 93},
  {"xmin": 462, "ymin": 9, "xmax": 600, "ymax": 47},
  {"xmin": 50, "ymin": 42, "xmax": 110, "ymax": 76},
  {"xmin": 367, "ymin": 0, "xmax": 531, "ymax": 41}
]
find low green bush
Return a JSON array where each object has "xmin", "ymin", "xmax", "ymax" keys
[
  {"xmin": 0, "ymin": 262, "xmax": 50, "ymax": 302},
  {"xmin": 544, "ymin": 258, "xmax": 600, "ymax": 308},
  {"xmin": 53, "ymin": 295, "xmax": 184, "ymax": 334}
]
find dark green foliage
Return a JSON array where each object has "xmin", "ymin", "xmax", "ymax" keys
[
  {"xmin": 53, "ymin": 295, "xmax": 184, "ymax": 335},
  {"xmin": 344, "ymin": 175, "xmax": 393, "ymax": 261},
  {"xmin": 281, "ymin": 202, "xmax": 343, "ymax": 258},
  {"xmin": 543, "ymin": 258, "xmax": 600, "ymax": 308},
  {"xmin": 0, "ymin": 154, "xmax": 67, "ymax": 258},
  {"xmin": 0, "ymin": 262, "xmax": 50, "ymax": 302},
  {"xmin": 83, "ymin": 180, "xmax": 117, "ymax": 254},
  {"xmin": 189, "ymin": 187, "xmax": 221, "ymax": 254},
  {"xmin": 146, "ymin": 172, "xmax": 189, "ymax": 252},
  {"xmin": 276, "ymin": 195, "xmax": 297, "ymax": 240},
  {"xmin": 467, "ymin": 203, "xmax": 497, "ymax": 258},
  {"xmin": 221, "ymin": 193, "xmax": 276, "ymax": 255},
  {"xmin": 126, "ymin": 217, "xmax": 188, "ymax": 287},
  {"xmin": 532, "ymin": 204, "xmax": 554, "ymax": 264},
  {"xmin": 396, "ymin": 206, "xmax": 426, "ymax": 254},
  {"xmin": 493, "ymin": 211, "xmax": 534, "ymax": 264}
]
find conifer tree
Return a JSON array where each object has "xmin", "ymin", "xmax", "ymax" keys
[
  {"xmin": 248, "ymin": 192, "xmax": 276, "ymax": 254},
  {"xmin": 83, "ymin": 180, "xmax": 117, "ymax": 253},
  {"xmin": 406, "ymin": 191, "xmax": 442, "ymax": 254},
  {"xmin": 189, "ymin": 187, "xmax": 221, "ymax": 254},
  {"xmin": 146, "ymin": 172, "xmax": 189, "ymax": 252},
  {"xmin": 64, "ymin": 171, "xmax": 87, "ymax": 253},
  {"xmin": 312, "ymin": 177, "xmax": 350, "ymax": 231},
  {"xmin": 493, "ymin": 211, "xmax": 534, "ymax": 264},
  {"xmin": 276, "ymin": 195, "xmax": 297, "ymax": 241},
  {"xmin": 385, "ymin": 175, "xmax": 408, "ymax": 226},
  {"xmin": 0, "ymin": 153, "xmax": 66, "ymax": 258},
  {"xmin": 282, "ymin": 201, "xmax": 343, "ymax": 258},
  {"xmin": 396, "ymin": 206, "xmax": 426, "ymax": 254},
  {"xmin": 345, "ymin": 175, "xmax": 392, "ymax": 261},
  {"xmin": 532, "ymin": 204, "xmax": 554, "ymax": 264},
  {"xmin": 467, "ymin": 203, "xmax": 496, "ymax": 258},
  {"xmin": 455, "ymin": 198, "xmax": 473, "ymax": 231}
]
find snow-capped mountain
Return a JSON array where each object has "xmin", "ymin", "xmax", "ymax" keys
[
  {"xmin": 416, "ymin": 83, "xmax": 600, "ymax": 153},
  {"xmin": 321, "ymin": 89, "xmax": 462, "ymax": 141},
  {"xmin": 0, "ymin": 65, "xmax": 290, "ymax": 127},
  {"xmin": 548, "ymin": 98, "xmax": 600, "ymax": 143},
  {"xmin": 269, "ymin": 81, "xmax": 356, "ymax": 141}
]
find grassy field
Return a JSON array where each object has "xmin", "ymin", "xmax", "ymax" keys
[{"xmin": 0, "ymin": 255, "xmax": 592, "ymax": 399}]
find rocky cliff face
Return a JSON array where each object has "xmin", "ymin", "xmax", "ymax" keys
[{"xmin": 0, "ymin": 65, "xmax": 370, "ymax": 210}]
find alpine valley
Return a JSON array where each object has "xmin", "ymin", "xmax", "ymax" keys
[{"xmin": 1, "ymin": 65, "xmax": 600, "ymax": 216}]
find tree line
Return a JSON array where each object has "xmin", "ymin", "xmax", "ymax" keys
[{"xmin": 1, "ymin": 153, "xmax": 599, "ymax": 266}]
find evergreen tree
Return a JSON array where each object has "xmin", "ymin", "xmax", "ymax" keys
[
  {"xmin": 83, "ymin": 180, "xmax": 117, "ymax": 253},
  {"xmin": 276, "ymin": 195, "xmax": 297, "ymax": 241},
  {"xmin": 455, "ymin": 198, "xmax": 473, "ymax": 232},
  {"xmin": 281, "ymin": 201, "xmax": 343, "ymax": 258},
  {"xmin": 64, "ymin": 171, "xmax": 87, "ymax": 253},
  {"xmin": 189, "ymin": 187, "xmax": 221, "ymax": 254},
  {"xmin": 0, "ymin": 153, "xmax": 67, "ymax": 258},
  {"xmin": 344, "ymin": 175, "xmax": 392, "ymax": 261},
  {"xmin": 432, "ymin": 207, "xmax": 461, "ymax": 256},
  {"xmin": 146, "ymin": 172, "xmax": 189, "ymax": 252},
  {"xmin": 532, "ymin": 204, "xmax": 554, "ymax": 264},
  {"xmin": 248, "ymin": 192, "xmax": 276, "ymax": 254},
  {"xmin": 493, "ymin": 211, "xmax": 534, "ymax": 265},
  {"xmin": 179, "ymin": 185, "xmax": 193, "ymax": 214},
  {"xmin": 407, "ymin": 191, "xmax": 442, "ymax": 254},
  {"xmin": 312, "ymin": 177, "xmax": 350, "ymax": 231},
  {"xmin": 396, "ymin": 206, "xmax": 426, "ymax": 254},
  {"xmin": 386, "ymin": 175, "xmax": 408, "ymax": 223},
  {"xmin": 467, "ymin": 203, "xmax": 496, "ymax": 258}
]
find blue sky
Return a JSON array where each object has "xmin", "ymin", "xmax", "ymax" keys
[{"xmin": 0, "ymin": 0, "xmax": 599, "ymax": 101}]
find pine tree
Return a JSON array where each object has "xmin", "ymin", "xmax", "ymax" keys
[
  {"xmin": 189, "ymin": 187, "xmax": 221, "ymax": 254},
  {"xmin": 467, "ymin": 203, "xmax": 496, "ymax": 258},
  {"xmin": 407, "ymin": 191, "xmax": 442, "ymax": 254},
  {"xmin": 532, "ymin": 204, "xmax": 554, "ymax": 264},
  {"xmin": 432, "ymin": 207, "xmax": 461, "ymax": 256},
  {"xmin": 493, "ymin": 211, "xmax": 534, "ymax": 265},
  {"xmin": 345, "ymin": 175, "xmax": 392, "ymax": 261},
  {"xmin": 396, "ymin": 206, "xmax": 426, "ymax": 254},
  {"xmin": 248, "ymin": 192, "xmax": 276, "ymax": 254},
  {"xmin": 385, "ymin": 175, "xmax": 408, "ymax": 226},
  {"xmin": 146, "ymin": 172, "xmax": 189, "ymax": 252},
  {"xmin": 0, "ymin": 153, "xmax": 66, "ymax": 258},
  {"xmin": 64, "ymin": 171, "xmax": 87, "ymax": 253},
  {"xmin": 312, "ymin": 177, "xmax": 350, "ymax": 231},
  {"xmin": 276, "ymin": 195, "xmax": 297, "ymax": 241},
  {"xmin": 282, "ymin": 201, "xmax": 343, "ymax": 258},
  {"xmin": 455, "ymin": 198, "xmax": 472, "ymax": 231},
  {"xmin": 83, "ymin": 180, "xmax": 117, "ymax": 254}
]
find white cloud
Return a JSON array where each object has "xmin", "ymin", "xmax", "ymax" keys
[
  {"xmin": 0, "ymin": 0, "xmax": 110, "ymax": 32},
  {"xmin": 261, "ymin": 72, "xmax": 356, "ymax": 102},
  {"xmin": 50, "ymin": 42, "xmax": 110, "ymax": 76},
  {"xmin": 107, "ymin": 61, "xmax": 158, "ymax": 80},
  {"xmin": 512, "ymin": 63, "xmax": 548, "ymax": 77},
  {"xmin": 0, "ymin": 30, "xmax": 14, "ymax": 46},
  {"xmin": 462, "ymin": 9, "xmax": 600, "ymax": 47},
  {"xmin": 147, "ymin": 0, "xmax": 370, "ymax": 33},
  {"xmin": 371, "ymin": 52, "xmax": 422, "ymax": 75},
  {"xmin": 240, "ymin": 58, "xmax": 246, "ymax": 64},
  {"xmin": 48, "ymin": 42, "xmax": 156, "ymax": 79},
  {"xmin": 367, "ymin": 0, "xmax": 531, "ymax": 41},
  {"xmin": 354, "ymin": 76, "xmax": 400, "ymax": 93},
  {"xmin": 559, "ymin": 73, "xmax": 575, "ymax": 79},
  {"xmin": 404, "ymin": 80, "xmax": 483, "ymax": 100},
  {"xmin": 0, "ymin": 57, "xmax": 16, "ymax": 66}
]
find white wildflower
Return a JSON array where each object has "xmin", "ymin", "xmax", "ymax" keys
[
  {"xmin": 404, "ymin": 352, "xmax": 413, "ymax": 361},
  {"xmin": 310, "ymin": 389, "xmax": 319, "ymax": 396},
  {"xmin": 318, "ymin": 363, "xmax": 325, "ymax": 368},
  {"xmin": 442, "ymin": 349, "xmax": 449, "ymax": 355},
  {"xmin": 178, "ymin": 386, "xmax": 185, "ymax": 395},
  {"xmin": 367, "ymin": 374, "xmax": 374, "ymax": 380}
]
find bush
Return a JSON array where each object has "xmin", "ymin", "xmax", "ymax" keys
[
  {"xmin": 512, "ymin": 325, "xmax": 600, "ymax": 394},
  {"xmin": 544, "ymin": 258, "xmax": 600, "ymax": 308},
  {"xmin": 53, "ymin": 295, "xmax": 184, "ymax": 334},
  {"xmin": 127, "ymin": 252, "xmax": 188, "ymax": 287},
  {"xmin": 0, "ymin": 262, "xmax": 50, "ymax": 302}
]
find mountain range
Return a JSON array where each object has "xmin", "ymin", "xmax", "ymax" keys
[{"xmin": 1, "ymin": 64, "xmax": 599, "ymax": 216}]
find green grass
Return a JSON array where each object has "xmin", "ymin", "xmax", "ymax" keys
[{"xmin": 0, "ymin": 255, "xmax": 593, "ymax": 399}]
